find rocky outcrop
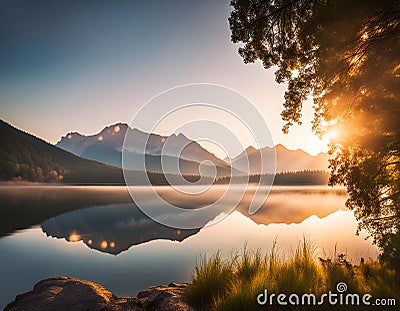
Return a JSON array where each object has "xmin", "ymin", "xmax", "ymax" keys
[
  {"xmin": 4, "ymin": 276, "xmax": 193, "ymax": 311},
  {"xmin": 137, "ymin": 283, "xmax": 193, "ymax": 311}
]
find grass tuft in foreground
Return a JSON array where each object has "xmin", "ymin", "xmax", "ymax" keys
[{"xmin": 186, "ymin": 239, "xmax": 399, "ymax": 310}]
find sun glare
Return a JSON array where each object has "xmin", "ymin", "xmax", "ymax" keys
[{"xmin": 323, "ymin": 128, "xmax": 340, "ymax": 142}]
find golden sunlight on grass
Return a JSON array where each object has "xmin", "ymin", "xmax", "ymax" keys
[
  {"xmin": 186, "ymin": 239, "xmax": 399, "ymax": 310},
  {"xmin": 361, "ymin": 32, "xmax": 369, "ymax": 41}
]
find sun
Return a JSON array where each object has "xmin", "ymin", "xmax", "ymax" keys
[
  {"xmin": 325, "ymin": 128, "xmax": 339, "ymax": 140},
  {"xmin": 323, "ymin": 128, "xmax": 340, "ymax": 142}
]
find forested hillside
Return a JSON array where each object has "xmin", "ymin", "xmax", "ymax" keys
[{"xmin": 0, "ymin": 119, "xmax": 126, "ymax": 183}]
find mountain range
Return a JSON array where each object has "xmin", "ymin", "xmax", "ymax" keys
[
  {"xmin": 0, "ymin": 120, "xmax": 206, "ymax": 185},
  {"xmin": 228, "ymin": 144, "xmax": 329, "ymax": 174},
  {"xmin": 0, "ymin": 119, "xmax": 330, "ymax": 184},
  {"xmin": 56, "ymin": 123, "xmax": 233, "ymax": 176},
  {"xmin": 57, "ymin": 122, "xmax": 329, "ymax": 174}
]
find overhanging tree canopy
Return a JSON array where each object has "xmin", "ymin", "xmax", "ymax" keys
[{"xmin": 230, "ymin": 0, "xmax": 400, "ymax": 267}]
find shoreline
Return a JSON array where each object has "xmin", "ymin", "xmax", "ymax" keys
[{"xmin": 4, "ymin": 276, "xmax": 194, "ymax": 311}]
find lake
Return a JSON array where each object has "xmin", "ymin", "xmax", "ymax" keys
[{"xmin": 0, "ymin": 185, "xmax": 377, "ymax": 309}]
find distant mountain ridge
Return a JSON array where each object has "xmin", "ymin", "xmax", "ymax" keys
[
  {"xmin": 57, "ymin": 123, "xmax": 330, "ymax": 175},
  {"xmin": 228, "ymin": 144, "xmax": 329, "ymax": 174},
  {"xmin": 0, "ymin": 119, "xmax": 330, "ymax": 185},
  {"xmin": 0, "ymin": 120, "xmax": 209, "ymax": 184},
  {"xmin": 56, "ymin": 123, "xmax": 233, "ymax": 176}
]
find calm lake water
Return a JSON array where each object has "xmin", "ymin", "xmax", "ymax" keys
[{"xmin": 0, "ymin": 185, "xmax": 377, "ymax": 309}]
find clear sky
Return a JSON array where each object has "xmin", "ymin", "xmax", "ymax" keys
[{"xmin": 0, "ymin": 0, "xmax": 329, "ymax": 157}]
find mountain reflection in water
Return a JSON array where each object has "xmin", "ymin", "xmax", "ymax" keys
[
  {"xmin": 41, "ymin": 204, "xmax": 200, "ymax": 255},
  {"xmin": 38, "ymin": 186, "xmax": 351, "ymax": 255}
]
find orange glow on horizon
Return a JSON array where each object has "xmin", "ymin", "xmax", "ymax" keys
[
  {"xmin": 114, "ymin": 125, "xmax": 120, "ymax": 133},
  {"xmin": 98, "ymin": 135, "xmax": 103, "ymax": 141}
]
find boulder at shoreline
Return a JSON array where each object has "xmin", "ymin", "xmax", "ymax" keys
[{"xmin": 4, "ymin": 276, "xmax": 193, "ymax": 311}]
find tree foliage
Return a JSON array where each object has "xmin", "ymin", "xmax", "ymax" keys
[{"xmin": 230, "ymin": 0, "xmax": 400, "ymax": 268}]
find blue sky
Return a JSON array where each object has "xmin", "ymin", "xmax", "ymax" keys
[{"xmin": 0, "ymin": 0, "xmax": 328, "ymax": 156}]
